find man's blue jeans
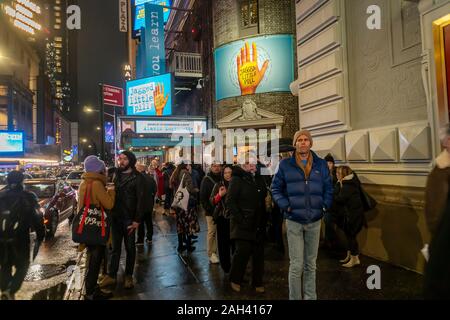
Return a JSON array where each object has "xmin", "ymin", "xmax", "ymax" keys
[{"xmin": 286, "ymin": 219, "xmax": 321, "ymax": 300}]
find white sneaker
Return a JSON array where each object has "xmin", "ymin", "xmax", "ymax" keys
[{"xmin": 209, "ymin": 253, "xmax": 220, "ymax": 264}]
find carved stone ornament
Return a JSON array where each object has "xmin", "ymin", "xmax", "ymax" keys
[{"xmin": 239, "ymin": 98, "xmax": 262, "ymax": 120}]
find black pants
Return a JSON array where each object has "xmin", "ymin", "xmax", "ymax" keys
[
  {"xmin": 345, "ymin": 232, "xmax": 359, "ymax": 256},
  {"xmin": 108, "ymin": 218, "xmax": 136, "ymax": 277},
  {"xmin": 230, "ymin": 237, "xmax": 264, "ymax": 287},
  {"xmin": 137, "ymin": 210, "xmax": 153, "ymax": 242},
  {"xmin": 85, "ymin": 245, "xmax": 105, "ymax": 295},
  {"xmin": 0, "ymin": 246, "xmax": 29, "ymax": 295},
  {"xmin": 216, "ymin": 217, "xmax": 234, "ymax": 273},
  {"xmin": 164, "ymin": 189, "xmax": 173, "ymax": 210}
]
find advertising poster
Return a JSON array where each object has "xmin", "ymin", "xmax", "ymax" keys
[
  {"xmin": 0, "ymin": 131, "xmax": 25, "ymax": 156},
  {"xmin": 105, "ymin": 122, "xmax": 114, "ymax": 143},
  {"xmin": 126, "ymin": 73, "xmax": 172, "ymax": 116},
  {"xmin": 214, "ymin": 34, "xmax": 294, "ymax": 100}
]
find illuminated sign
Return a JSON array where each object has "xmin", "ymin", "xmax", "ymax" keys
[
  {"xmin": 3, "ymin": 0, "xmax": 42, "ymax": 35},
  {"xmin": 105, "ymin": 122, "xmax": 114, "ymax": 143},
  {"xmin": 0, "ymin": 131, "xmax": 25, "ymax": 157},
  {"xmin": 214, "ymin": 34, "xmax": 294, "ymax": 100},
  {"xmin": 135, "ymin": 120, "xmax": 207, "ymax": 134},
  {"xmin": 124, "ymin": 64, "xmax": 132, "ymax": 81},
  {"xmin": 119, "ymin": 0, "xmax": 128, "ymax": 32},
  {"xmin": 126, "ymin": 73, "xmax": 172, "ymax": 116},
  {"xmin": 132, "ymin": 0, "xmax": 171, "ymax": 38}
]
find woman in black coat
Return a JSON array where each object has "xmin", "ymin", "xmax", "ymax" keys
[
  {"xmin": 225, "ymin": 162, "xmax": 267, "ymax": 293},
  {"xmin": 333, "ymin": 166, "xmax": 366, "ymax": 268},
  {"xmin": 209, "ymin": 165, "xmax": 234, "ymax": 273}
]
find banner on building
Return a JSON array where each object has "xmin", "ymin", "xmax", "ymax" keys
[
  {"xmin": 126, "ymin": 73, "xmax": 172, "ymax": 116},
  {"xmin": 132, "ymin": 0, "xmax": 171, "ymax": 38},
  {"xmin": 144, "ymin": 3, "xmax": 165, "ymax": 76},
  {"xmin": 214, "ymin": 34, "xmax": 294, "ymax": 101}
]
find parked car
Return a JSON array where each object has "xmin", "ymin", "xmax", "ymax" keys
[
  {"xmin": 65, "ymin": 171, "xmax": 83, "ymax": 190},
  {"xmin": 24, "ymin": 179, "xmax": 78, "ymax": 240},
  {"xmin": 0, "ymin": 173, "xmax": 7, "ymax": 191}
]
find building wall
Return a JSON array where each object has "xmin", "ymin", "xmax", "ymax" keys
[
  {"xmin": 347, "ymin": 0, "xmax": 427, "ymax": 130},
  {"xmin": 294, "ymin": 0, "xmax": 434, "ymax": 273},
  {"xmin": 213, "ymin": 0, "xmax": 298, "ymax": 139}
]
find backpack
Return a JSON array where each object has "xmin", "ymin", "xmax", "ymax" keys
[{"xmin": 0, "ymin": 193, "xmax": 22, "ymax": 244}]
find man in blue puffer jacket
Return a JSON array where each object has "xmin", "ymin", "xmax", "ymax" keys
[{"xmin": 271, "ymin": 129, "xmax": 333, "ymax": 300}]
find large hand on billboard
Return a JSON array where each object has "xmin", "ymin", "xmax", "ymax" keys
[
  {"xmin": 237, "ymin": 42, "xmax": 269, "ymax": 95},
  {"xmin": 154, "ymin": 83, "xmax": 169, "ymax": 116}
]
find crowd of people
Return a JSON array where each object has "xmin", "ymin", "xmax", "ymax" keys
[{"xmin": 1, "ymin": 127, "xmax": 449, "ymax": 300}]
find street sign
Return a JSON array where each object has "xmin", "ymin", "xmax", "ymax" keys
[{"xmin": 103, "ymin": 84, "xmax": 124, "ymax": 107}]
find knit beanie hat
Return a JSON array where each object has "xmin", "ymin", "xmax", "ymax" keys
[
  {"xmin": 84, "ymin": 155, "xmax": 106, "ymax": 173},
  {"xmin": 324, "ymin": 153, "xmax": 335, "ymax": 164},
  {"xmin": 293, "ymin": 130, "xmax": 313, "ymax": 147}
]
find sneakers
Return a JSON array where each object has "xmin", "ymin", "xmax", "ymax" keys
[
  {"xmin": 99, "ymin": 275, "xmax": 116, "ymax": 288},
  {"xmin": 146, "ymin": 239, "xmax": 153, "ymax": 245},
  {"xmin": 342, "ymin": 255, "xmax": 361, "ymax": 268},
  {"xmin": 0, "ymin": 291, "xmax": 15, "ymax": 300},
  {"xmin": 124, "ymin": 276, "xmax": 134, "ymax": 289},
  {"xmin": 85, "ymin": 289, "xmax": 113, "ymax": 300},
  {"xmin": 209, "ymin": 253, "xmax": 220, "ymax": 264},
  {"xmin": 230, "ymin": 282, "xmax": 241, "ymax": 292}
]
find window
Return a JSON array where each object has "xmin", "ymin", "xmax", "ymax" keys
[
  {"xmin": 0, "ymin": 86, "xmax": 8, "ymax": 97},
  {"xmin": 55, "ymin": 36, "xmax": 63, "ymax": 42},
  {"xmin": 54, "ymin": 25, "xmax": 60, "ymax": 30},
  {"xmin": 55, "ymin": 19, "xmax": 61, "ymax": 24},
  {"xmin": 55, "ymin": 12, "xmax": 60, "ymax": 17},
  {"xmin": 241, "ymin": 0, "xmax": 258, "ymax": 28}
]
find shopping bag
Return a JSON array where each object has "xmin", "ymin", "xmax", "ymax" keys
[
  {"xmin": 72, "ymin": 182, "xmax": 110, "ymax": 246},
  {"xmin": 171, "ymin": 173, "xmax": 190, "ymax": 212}
]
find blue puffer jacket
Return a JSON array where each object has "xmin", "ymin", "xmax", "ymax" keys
[{"xmin": 271, "ymin": 151, "xmax": 333, "ymax": 224}]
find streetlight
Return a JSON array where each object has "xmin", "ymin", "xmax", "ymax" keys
[
  {"xmin": 96, "ymin": 127, "xmax": 101, "ymax": 131},
  {"xmin": 81, "ymin": 138, "xmax": 87, "ymax": 143}
]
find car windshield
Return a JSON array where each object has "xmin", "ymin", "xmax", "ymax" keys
[
  {"xmin": 24, "ymin": 183, "xmax": 56, "ymax": 199},
  {"xmin": 67, "ymin": 172, "xmax": 82, "ymax": 180}
]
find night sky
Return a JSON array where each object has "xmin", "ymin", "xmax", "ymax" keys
[{"xmin": 76, "ymin": 0, "xmax": 127, "ymax": 154}]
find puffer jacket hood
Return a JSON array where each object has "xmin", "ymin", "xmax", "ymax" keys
[{"xmin": 271, "ymin": 151, "xmax": 334, "ymax": 224}]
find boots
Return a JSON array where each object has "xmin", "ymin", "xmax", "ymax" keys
[
  {"xmin": 342, "ymin": 255, "xmax": 360, "ymax": 268},
  {"xmin": 339, "ymin": 251, "xmax": 351, "ymax": 263},
  {"xmin": 177, "ymin": 234, "xmax": 186, "ymax": 253},
  {"xmin": 185, "ymin": 234, "xmax": 196, "ymax": 252}
]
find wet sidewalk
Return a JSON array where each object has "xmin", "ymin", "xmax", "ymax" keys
[{"xmin": 107, "ymin": 205, "xmax": 424, "ymax": 300}]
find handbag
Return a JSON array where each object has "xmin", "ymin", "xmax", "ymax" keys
[
  {"xmin": 171, "ymin": 173, "xmax": 190, "ymax": 211},
  {"xmin": 360, "ymin": 186, "xmax": 377, "ymax": 212},
  {"xmin": 72, "ymin": 182, "xmax": 110, "ymax": 246}
]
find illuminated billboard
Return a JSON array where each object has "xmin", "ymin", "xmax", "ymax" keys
[
  {"xmin": 132, "ymin": 0, "xmax": 171, "ymax": 38},
  {"xmin": 214, "ymin": 34, "xmax": 294, "ymax": 100},
  {"xmin": 126, "ymin": 73, "xmax": 172, "ymax": 116},
  {"xmin": 0, "ymin": 131, "xmax": 25, "ymax": 157},
  {"xmin": 2, "ymin": 0, "xmax": 42, "ymax": 35}
]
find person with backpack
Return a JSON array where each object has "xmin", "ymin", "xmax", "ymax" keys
[
  {"xmin": 332, "ymin": 165, "xmax": 366, "ymax": 268},
  {"xmin": 0, "ymin": 171, "xmax": 45, "ymax": 300},
  {"xmin": 200, "ymin": 162, "xmax": 222, "ymax": 264},
  {"xmin": 76, "ymin": 156, "xmax": 116, "ymax": 300}
]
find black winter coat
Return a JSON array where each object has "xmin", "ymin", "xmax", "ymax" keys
[
  {"xmin": 142, "ymin": 173, "xmax": 157, "ymax": 213},
  {"xmin": 113, "ymin": 170, "xmax": 146, "ymax": 223},
  {"xmin": 332, "ymin": 174, "xmax": 365, "ymax": 236},
  {"xmin": 225, "ymin": 166, "xmax": 267, "ymax": 241},
  {"xmin": 200, "ymin": 172, "xmax": 221, "ymax": 216},
  {"xmin": 424, "ymin": 195, "xmax": 450, "ymax": 298},
  {"xmin": 0, "ymin": 187, "xmax": 45, "ymax": 256}
]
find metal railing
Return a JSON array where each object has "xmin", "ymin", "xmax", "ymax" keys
[{"xmin": 170, "ymin": 52, "xmax": 202, "ymax": 77}]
